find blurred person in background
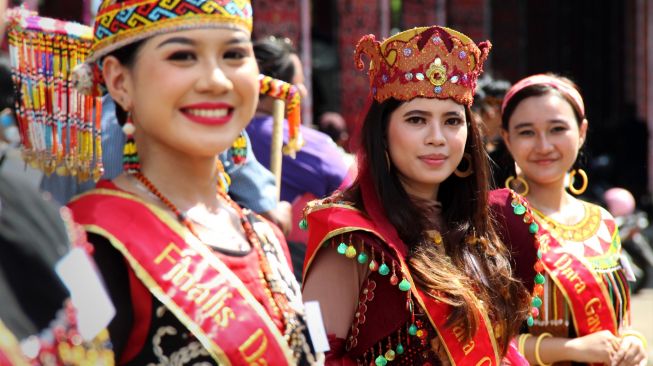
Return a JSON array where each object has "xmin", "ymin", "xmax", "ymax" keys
[
  {"xmin": 248, "ymin": 36, "xmax": 352, "ymax": 280},
  {"xmin": 472, "ymin": 74, "xmax": 513, "ymax": 188}
]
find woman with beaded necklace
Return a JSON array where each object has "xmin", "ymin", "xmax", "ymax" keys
[
  {"xmin": 493, "ymin": 74, "xmax": 648, "ymax": 365},
  {"xmin": 301, "ymin": 25, "xmax": 530, "ymax": 365},
  {"xmin": 66, "ymin": 0, "xmax": 320, "ymax": 364}
]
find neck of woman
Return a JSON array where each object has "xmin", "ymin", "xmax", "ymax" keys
[
  {"xmin": 129, "ymin": 142, "xmax": 223, "ymax": 213},
  {"xmin": 523, "ymin": 177, "xmax": 573, "ymax": 216}
]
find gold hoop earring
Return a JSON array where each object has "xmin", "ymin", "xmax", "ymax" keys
[
  {"xmin": 505, "ymin": 175, "xmax": 529, "ymax": 196},
  {"xmin": 568, "ymin": 169, "xmax": 588, "ymax": 195},
  {"xmin": 454, "ymin": 153, "xmax": 473, "ymax": 178},
  {"xmin": 385, "ymin": 150, "xmax": 391, "ymax": 171}
]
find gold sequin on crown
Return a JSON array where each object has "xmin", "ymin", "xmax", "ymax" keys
[{"xmin": 355, "ymin": 25, "xmax": 491, "ymax": 106}]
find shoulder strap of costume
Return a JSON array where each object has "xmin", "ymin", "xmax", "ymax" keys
[
  {"xmin": 69, "ymin": 188, "xmax": 296, "ymax": 366},
  {"xmin": 303, "ymin": 203, "xmax": 501, "ymax": 365}
]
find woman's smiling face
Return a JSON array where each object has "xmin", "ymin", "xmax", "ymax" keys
[
  {"xmin": 502, "ymin": 92, "xmax": 587, "ymax": 187},
  {"xmin": 104, "ymin": 27, "xmax": 259, "ymax": 158}
]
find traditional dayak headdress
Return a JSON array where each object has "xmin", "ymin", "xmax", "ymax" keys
[
  {"xmin": 355, "ymin": 26, "xmax": 491, "ymax": 107},
  {"xmin": 7, "ymin": 0, "xmax": 302, "ymax": 181}
]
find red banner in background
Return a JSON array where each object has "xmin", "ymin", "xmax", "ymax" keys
[{"xmin": 252, "ymin": 0, "xmax": 301, "ymax": 47}]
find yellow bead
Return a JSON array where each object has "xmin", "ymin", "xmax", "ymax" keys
[{"xmin": 345, "ymin": 245, "xmax": 357, "ymax": 258}]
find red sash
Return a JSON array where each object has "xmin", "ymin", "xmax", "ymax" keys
[
  {"xmin": 69, "ymin": 188, "xmax": 296, "ymax": 366},
  {"xmin": 303, "ymin": 204, "xmax": 500, "ymax": 366},
  {"xmin": 536, "ymin": 219, "xmax": 618, "ymax": 338}
]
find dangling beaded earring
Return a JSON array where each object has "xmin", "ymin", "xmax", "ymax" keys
[
  {"xmin": 216, "ymin": 159, "xmax": 232, "ymax": 193},
  {"xmin": 122, "ymin": 113, "xmax": 140, "ymax": 174},
  {"xmin": 229, "ymin": 131, "xmax": 248, "ymax": 165}
]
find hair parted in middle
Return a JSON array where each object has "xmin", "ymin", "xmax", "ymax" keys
[{"xmin": 345, "ymin": 25, "xmax": 529, "ymax": 354}]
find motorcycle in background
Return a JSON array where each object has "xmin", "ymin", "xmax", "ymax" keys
[{"xmin": 604, "ymin": 188, "xmax": 653, "ymax": 294}]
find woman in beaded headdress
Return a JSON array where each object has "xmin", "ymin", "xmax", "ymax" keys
[
  {"xmin": 62, "ymin": 0, "xmax": 320, "ymax": 364},
  {"xmin": 301, "ymin": 25, "xmax": 530, "ymax": 365},
  {"xmin": 491, "ymin": 74, "xmax": 648, "ymax": 365}
]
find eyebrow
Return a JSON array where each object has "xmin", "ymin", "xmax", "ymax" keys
[
  {"xmin": 513, "ymin": 119, "xmax": 570, "ymax": 129},
  {"xmin": 403, "ymin": 110, "xmax": 464, "ymax": 118},
  {"xmin": 156, "ymin": 35, "xmax": 251, "ymax": 49}
]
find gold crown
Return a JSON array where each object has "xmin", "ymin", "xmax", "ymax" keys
[{"xmin": 355, "ymin": 26, "xmax": 491, "ymax": 106}]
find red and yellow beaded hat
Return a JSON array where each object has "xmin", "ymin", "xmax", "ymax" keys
[
  {"xmin": 87, "ymin": 0, "xmax": 253, "ymax": 64},
  {"xmin": 355, "ymin": 25, "xmax": 491, "ymax": 107}
]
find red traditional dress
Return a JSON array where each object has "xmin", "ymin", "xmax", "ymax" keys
[
  {"xmin": 69, "ymin": 181, "xmax": 317, "ymax": 365},
  {"xmin": 302, "ymin": 179, "xmax": 526, "ymax": 366},
  {"xmin": 490, "ymin": 189, "xmax": 630, "ymax": 366}
]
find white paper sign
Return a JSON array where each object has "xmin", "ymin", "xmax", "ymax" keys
[
  {"xmin": 304, "ymin": 301, "xmax": 330, "ymax": 353},
  {"xmin": 620, "ymin": 253, "xmax": 637, "ymax": 282},
  {"xmin": 55, "ymin": 247, "xmax": 115, "ymax": 341}
]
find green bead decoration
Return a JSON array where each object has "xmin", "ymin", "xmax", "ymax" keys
[
  {"xmin": 357, "ymin": 252, "xmax": 369, "ymax": 264},
  {"xmin": 534, "ymin": 273, "xmax": 545, "ymax": 284},
  {"xmin": 408, "ymin": 324, "xmax": 417, "ymax": 336},
  {"xmin": 398, "ymin": 279, "xmax": 411, "ymax": 292},
  {"xmin": 537, "ymin": 249, "xmax": 543, "ymax": 259},
  {"xmin": 378, "ymin": 263, "xmax": 390, "ymax": 276},
  {"xmin": 513, "ymin": 204, "xmax": 526, "ymax": 215},
  {"xmin": 375, "ymin": 355, "xmax": 388, "ymax": 366},
  {"xmin": 529, "ymin": 222, "xmax": 539, "ymax": 234},
  {"xmin": 299, "ymin": 218, "xmax": 308, "ymax": 230},
  {"xmin": 532, "ymin": 296, "xmax": 543, "ymax": 308},
  {"xmin": 526, "ymin": 315, "xmax": 534, "ymax": 327},
  {"xmin": 396, "ymin": 343, "xmax": 405, "ymax": 355},
  {"xmin": 337, "ymin": 243, "xmax": 347, "ymax": 255}
]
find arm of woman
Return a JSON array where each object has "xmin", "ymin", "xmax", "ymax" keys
[
  {"xmin": 302, "ymin": 245, "xmax": 369, "ymax": 365},
  {"xmin": 520, "ymin": 330, "xmax": 621, "ymax": 365},
  {"xmin": 613, "ymin": 329, "xmax": 648, "ymax": 366}
]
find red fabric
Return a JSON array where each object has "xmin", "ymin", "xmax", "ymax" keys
[
  {"xmin": 119, "ymin": 264, "xmax": 152, "ymax": 364},
  {"xmin": 82, "ymin": 181, "xmax": 288, "ymax": 349},
  {"xmin": 502, "ymin": 339, "xmax": 529, "ymax": 366},
  {"xmin": 325, "ymin": 335, "xmax": 357, "ymax": 366},
  {"xmin": 287, "ymin": 193, "xmax": 315, "ymax": 245}
]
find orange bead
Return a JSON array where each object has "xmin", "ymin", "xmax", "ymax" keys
[
  {"xmin": 534, "ymin": 284, "xmax": 544, "ymax": 296},
  {"xmin": 534, "ymin": 261, "xmax": 544, "ymax": 272}
]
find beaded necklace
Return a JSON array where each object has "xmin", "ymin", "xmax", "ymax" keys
[
  {"xmin": 131, "ymin": 170, "xmax": 305, "ymax": 348},
  {"xmin": 508, "ymin": 191, "xmax": 546, "ymax": 327}
]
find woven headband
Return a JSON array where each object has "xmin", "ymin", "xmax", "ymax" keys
[
  {"xmin": 501, "ymin": 74, "xmax": 585, "ymax": 117},
  {"xmin": 87, "ymin": 0, "xmax": 253, "ymax": 64}
]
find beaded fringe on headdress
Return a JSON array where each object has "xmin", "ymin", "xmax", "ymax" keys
[{"xmin": 7, "ymin": 9, "xmax": 104, "ymax": 182}]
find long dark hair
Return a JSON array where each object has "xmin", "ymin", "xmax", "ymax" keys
[
  {"xmin": 346, "ymin": 97, "xmax": 529, "ymax": 353},
  {"xmin": 501, "ymin": 74, "xmax": 586, "ymax": 174}
]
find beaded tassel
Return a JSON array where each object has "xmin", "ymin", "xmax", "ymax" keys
[
  {"xmin": 7, "ymin": 10, "xmax": 100, "ymax": 181},
  {"xmin": 229, "ymin": 132, "xmax": 248, "ymax": 165},
  {"xmin": 122, "ymin": 115, "xmax": 140, "ymax": 174}
]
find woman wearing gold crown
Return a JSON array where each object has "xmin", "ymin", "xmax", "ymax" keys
[
  {"xmin": 301, "ymin": 26, "xmax": 530, "ymax": 365},
  {"xmin": 61, "ymin": 0, "xmax": 320, "ymax": 364},
  {"xmin": 489, "ymin": 74, "xmax": 648, "ymax": 365}
]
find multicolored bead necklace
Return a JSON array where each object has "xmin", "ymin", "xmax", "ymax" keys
[{"xmin": 509, "ymin": 190, "xmax": 546, "ymax": 327}]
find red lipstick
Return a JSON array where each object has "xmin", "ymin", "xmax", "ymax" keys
[{"xmin": 180, "ymin": 102, "xmax": 233, "ymax": 126}]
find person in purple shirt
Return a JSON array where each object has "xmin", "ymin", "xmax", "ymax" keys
[{"xmin": 248, "ymin": 36, "xmax": 351, "ymax": 204}]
